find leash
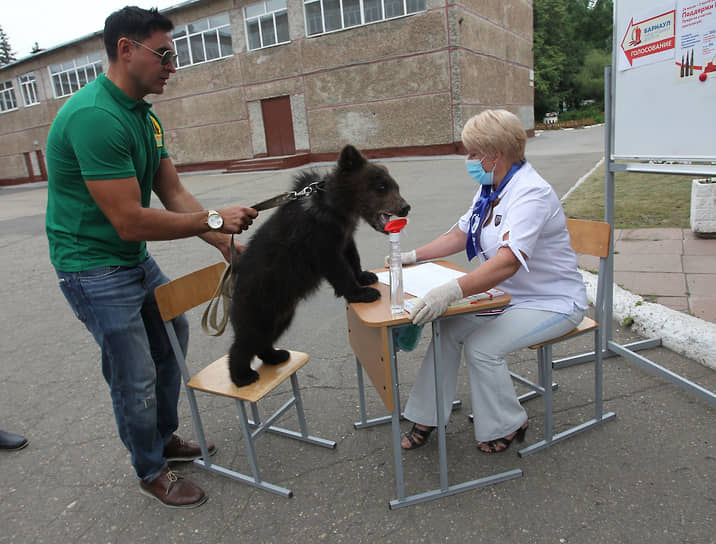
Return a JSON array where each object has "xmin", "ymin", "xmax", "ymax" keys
[
  {"xmin": 250, "ymin": 180, "xmax": 325, "ymax": 211},
  {"xmin": 201, "ymin": 180, "xmax": 325, "ymax": 335},
  {"xmin": 201, "ymin": 234, "xmax": 239, "ymax": 336}
]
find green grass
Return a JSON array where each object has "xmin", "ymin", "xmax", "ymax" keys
[{"xmin": 562, "ymin": 164, "xmax": 692, "ymax": 229}]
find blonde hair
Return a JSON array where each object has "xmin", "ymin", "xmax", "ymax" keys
[{"xmin": 461, "ymin": 109, "xmax": 526, "ymax": 163}]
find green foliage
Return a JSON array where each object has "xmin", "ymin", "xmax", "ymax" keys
[
  {"xmin": 558, "ymin": 106, "xmax": 604, "ymax": 123},
  {"xmin": 534, "ymin": 0, "xmax": 573, "ymax": 116},
  {"xmin": 576, "ymin": 48, "xmax": 612, "ymax": 102},
  {"xmin": 534, "ymin": 0, "xmax": 613, "ymax": 119},
  {"xmin": 577, "ymin": 0, "xmax": 614, "ymax": 51},
  {"xmin": 0, "ymin": 25, "xmax": 16, "ymax": 65}
]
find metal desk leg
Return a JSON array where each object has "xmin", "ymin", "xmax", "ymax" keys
[
  {"xmin": 433, "ymin": 321, "xmax": 449, "ymax": 491},
  {"xmin": 355, "ymin": 356, "xmax": 369, "ymax": 425},
  {"xmin": 389, "ymin": 319, "xmax": 523, "ymax": 509},
  {"xmin": 353, "ymin": 356, "xmax": 395, "ymax": 429},
  {"xmin": 387, "ymin": 329, "xmax": 405, "ymax": 502}
]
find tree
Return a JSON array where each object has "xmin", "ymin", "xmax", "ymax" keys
[
  {"xmin": 578, "ymin": 0, "xmax": 614, "ymax": 52},
  {"xmin": 575, "ymin": 48, "xmax": 611, "ymax": 103},
  {"xmin": 571, "ymin": 0, "xmax": 613, "ymax": 110},
  {"xmin": 533, "ymin": 32, "xmax": 567, "ymax": 117},
  {"xmin": 534, "ymin": 0, "xmax": 580, "ymax": 118},
  {"xmin": 0, "ymin": 25, "xmax": 16, "ymax": 66},
  {"xmin": 533, "ymin": 0, "xmax": 613, "ymax": 119}
]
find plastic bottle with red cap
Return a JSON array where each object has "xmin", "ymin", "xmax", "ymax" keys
[{"xmin": 384, "ymin": 218, "xmax": 408, "ymax": 315}]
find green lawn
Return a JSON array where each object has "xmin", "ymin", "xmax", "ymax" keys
[{"xmin": 562, "ymin": 164, "xmax": 693, "ymax": 229}]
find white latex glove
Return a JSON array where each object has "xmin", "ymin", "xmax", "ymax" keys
[
  {"xmin": 409, "ymin": 279, "xmax": 464, "ymax": 326},
  {"xmin": 384, "ymin": 250, "xmax": 417, "ymax": 267}
]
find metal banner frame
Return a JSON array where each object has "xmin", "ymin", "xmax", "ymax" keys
[{"xmin": 602, "ymin": 64, "xmax": 716, "ymax": 407}]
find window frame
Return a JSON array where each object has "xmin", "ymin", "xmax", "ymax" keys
[
  {"xmin": 48, "ymin": 53, "xmax": 103, "ymax": 99},
  {"xmin": 172, "ymin": 12, "xmax": 234, "ymax": 69},
  {"xmin": 0, "ymin": 80, "xmax": 19, "ymax": 113},
  {"xmin": 19, "ymin": 72, "xmax": 40, "ymax": 107},
  {"xmin": 304, "ymin": 0, "xmax": 426, "ymax": 37},
  {"xmin": 244, "ymin": 0, "xmax": 290, "ymax": 51}
]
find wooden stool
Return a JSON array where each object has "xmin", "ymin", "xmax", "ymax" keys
[
  {"xmin": 512, "ymin": 219, "xmax": 617, "ymax": 457},
  {"xmin": 154, "ymin": 262, "xmax": 336, "ymax": 498}
]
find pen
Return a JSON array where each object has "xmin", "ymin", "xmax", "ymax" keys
[{"xmin": 468, "ymin": 291, "xmax": 494, "ymax": 303}]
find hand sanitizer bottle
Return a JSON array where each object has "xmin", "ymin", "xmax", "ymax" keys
[{"xmin": 384, "ymin": 219, "xmax": 408, "ymax": 315}]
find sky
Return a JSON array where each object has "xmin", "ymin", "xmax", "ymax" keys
[{"xmin": 2, "ymin": 1, "xmax": 182, "ymax": 60}]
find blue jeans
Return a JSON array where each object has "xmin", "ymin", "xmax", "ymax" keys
[{"xmin": 56, "ymin": 255, "xmax": 189, "ymax": 482}]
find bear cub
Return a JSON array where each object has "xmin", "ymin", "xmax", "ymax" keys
[{"xmin": 228, "ymin": 145, "xmax": 410, "ymax": 387}]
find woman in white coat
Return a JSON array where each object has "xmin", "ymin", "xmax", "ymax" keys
[{"xmin": 401, "ymin": 109, "xmax": 588, "ymax": 453}]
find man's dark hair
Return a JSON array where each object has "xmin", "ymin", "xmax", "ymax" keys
[{"xmin": 104, "ymin": 6, "xmax": 174, "ymax": 61}]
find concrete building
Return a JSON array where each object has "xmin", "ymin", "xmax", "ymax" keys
[{"xmin": 0, "ymin": 0, "xmax": 533, "ymax": 185}]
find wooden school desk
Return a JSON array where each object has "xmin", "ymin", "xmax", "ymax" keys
[{"xmin": 346, "ymin": 260, "xmax": 522, "ymax": 509}]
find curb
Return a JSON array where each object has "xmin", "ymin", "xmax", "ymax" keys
[{"xmin": 580, "ymin": 270, "xmax": 716, "ymax": 372}]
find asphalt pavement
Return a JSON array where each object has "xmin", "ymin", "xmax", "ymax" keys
[{"xmin": 1, "ymin": 126, "xmax": 714, "ymax": 543}]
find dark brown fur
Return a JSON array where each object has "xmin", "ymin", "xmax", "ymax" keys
[{"xmin": 228, "ymin": 145, "xmax": 410, "ymax": 386}]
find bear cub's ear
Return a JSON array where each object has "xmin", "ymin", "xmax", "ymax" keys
[{"xmin": 337, "ymin": 145, "xmax": 367, "ymax": 173}]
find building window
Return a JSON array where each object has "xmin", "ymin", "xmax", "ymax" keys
[
  {"xmin": 0, "ymin": 80, "xmax": 18, "ymax": 112},
  {"xmin": 304, "ymin": 0, "xmax": 426, "ymax": 35},
  {"xmin": 49, "ymin": 52, "xmax": 103, "ymax": 98},
  {"xmin": 19, "ymin": 73, "xmax": 39, "ymax": 106},
  {"xmin": 172, "ymin": 13, "xmax": 233, "ymax": 68},
  {"xmin": 245, "ymin": 0, "xmax": 289, "ymax": 51}
]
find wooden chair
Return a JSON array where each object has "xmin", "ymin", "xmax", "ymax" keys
[
  {"xmin": 154, "ymin": 262, "xmax": 336, "ymax": 498},
  {"xmin": 516, "ymin": 218, "xmax": 617, "ymax": 457}
]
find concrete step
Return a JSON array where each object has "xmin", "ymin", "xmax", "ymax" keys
[{"xmin": 224, "ymin": 154, "xmax": 313, "ymax": 173}]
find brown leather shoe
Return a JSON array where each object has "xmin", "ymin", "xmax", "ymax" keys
[
  {"xmin": 139, "ymin": 468, "xmax": 208, "ymax": 508},
  {"xmin": 164, "ymin": 434, "xmax": 216, "ymax": 462}
]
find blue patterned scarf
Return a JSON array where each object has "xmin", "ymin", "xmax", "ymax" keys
[{"xmin": 466, "ymin": 161, "xmax": 525, "ymax": 261}]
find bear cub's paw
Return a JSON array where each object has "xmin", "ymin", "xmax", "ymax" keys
[
  {"xmin": 345, "ymin": 286, "xmax": 381, "ymax": 303},
  {"xmin": 231, "ymin": 368, "xmax": 260, "ymax": 387},
  {"xmin": 260, "ymin": 348, "xmax": 291, "ymax": 366},
  {"xmin": 357, "ymin": 270, "xmax": 379, "ymax": 286}
]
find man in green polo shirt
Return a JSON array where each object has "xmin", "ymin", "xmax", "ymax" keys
[{"xmin": 46, "ymin": 6, "xmax": 257, "ymax": 509}]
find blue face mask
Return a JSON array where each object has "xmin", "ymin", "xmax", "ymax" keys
[{"xmin": 466, "ymin": 159, "xmax": 494, "ymax": 186}]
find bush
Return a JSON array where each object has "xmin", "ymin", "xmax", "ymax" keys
[{"xmin": 558, "ymin": 106, "xmax": 604, "ymax": 123}]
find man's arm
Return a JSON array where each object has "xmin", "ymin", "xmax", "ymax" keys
[
  {"xmin": 84, "ymin": 158, "xmax": 256, "ymax": 259},
  {"xmin": 84, "ymin": 175, "xmax": 210, "ymax": 241},
  {"xmin": 152, "ymin": 158, "xmax": 257, "ymax": 258},
  {"xmin": 152, "ymin": 158, "xmax": 256, "ymax": 232}
]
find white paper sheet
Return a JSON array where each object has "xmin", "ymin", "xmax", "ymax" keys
[{"xmin": 376, "ymin": 262, "xmax": 466, "ymax": 298}]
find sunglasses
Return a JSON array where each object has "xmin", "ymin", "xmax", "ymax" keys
[{"xmin": 130, "ymin": 39, "xmax": 178, "ymax": 66}]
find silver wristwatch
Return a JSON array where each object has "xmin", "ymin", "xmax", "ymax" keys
[{"xmin": 206, "ymin": 210, "xmax": 223, "ymax": 231}]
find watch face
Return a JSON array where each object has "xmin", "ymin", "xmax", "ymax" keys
[{"xmin": 208, "ymin": 213, "xmax": 223, "ymax": 229}]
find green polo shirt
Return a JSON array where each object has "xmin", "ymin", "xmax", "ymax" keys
[{"xmin": 46, "ymin": 73, "xmax": 169, "ymax": 271}]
